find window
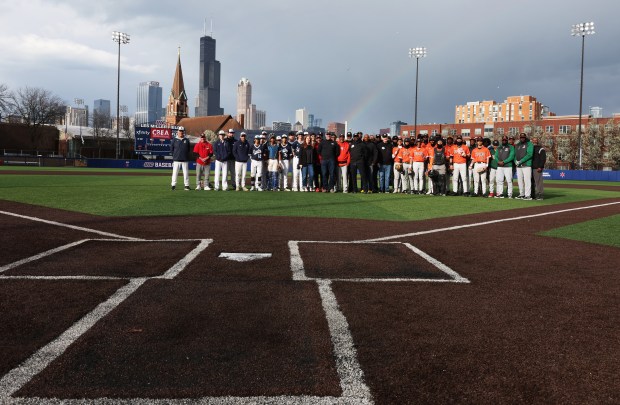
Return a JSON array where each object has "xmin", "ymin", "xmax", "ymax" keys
[
  {"xmin": 496, "ymin": 128, "xmax": 504, "ymax": 135},
  {"xmin": 509, "ymin": 127, "xmax": 519, "ymax": 136},
  {"xmin": 461, "ymin": 130, "xmax": 470, "ymax": 136},
  {"xmin": 475, "ymin": 128, "xmax": 482, "ymax": 135},
  {"xmin": 559, "ymin": 125, "xmax": 571, "ymax": 134},
  {"xmin": 431, "ymin": 129, "xmax": 438, "ymax": 136},
  {"xmin": 403, "ymin": 131, "xmax": 409, "ymax": 136},
  {"xmin": 545, "ymin": 125, "xmax": 554, "ymax": 133},
  {"xmin": 449, "ymin": 129, "xmax": 457, "ymax": 136},
  {"xmin": 535, "ymin": 126, "xmax": 543, "ymax": 134},
  {"xmin": 441, "ymin": 129, "xmax": 448, "ymax": 136},
  {"xmin": 604, "ymin": 124, "xmax": 613, "ymax": 132},
  {"xmin": 558, "ymin": 152, "xmax": 565, "ymax": 161},
  {"xmin": 524, "ymin": 126, "xmax": 532, "ymax": 134}
]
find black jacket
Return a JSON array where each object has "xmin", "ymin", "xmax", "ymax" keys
[
  {"xmin": 532, "ymin": 145, "xmax": 546, "ymax": 169},
  {"xmin": 299, "ymin": 145, "xmax": 318, "ymax": 167},
  {"xmin": 349, "ymin": 140, "xmax": 367, "ymax": 163},
  {"xmin": 377, "ymin": 142, "xmax": 393, "ymax": 165},
  {"xmin": 170, "ymin": 137, "xmax": 191, "ymax": 161}
]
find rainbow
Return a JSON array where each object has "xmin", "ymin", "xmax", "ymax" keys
[{"xmin": 344, "ymin": 63, "xmax": 414, "ymax": 132}]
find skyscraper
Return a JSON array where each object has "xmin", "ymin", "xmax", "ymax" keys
[
  {"xmin": 295, "ymin": 108, "xmax": 309, "ymax": 129},
  {"xmin": 195, "ymin": 35, "xmax": 224, "ymax": 117},
  {"xmin": 135, "ymin": 81, "xmax": 163, "ymax": 125},
  {"xmin": 93, "ymin": 99, "xmax": 111, "ymax": 128},
  {"xmin": 236, "ymin": 78, "xmax": 252, "ymax": 128}
]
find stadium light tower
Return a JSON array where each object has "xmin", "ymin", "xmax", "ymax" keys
[
  {"xmin": 571, "ymin": 22, "xmax": 595, "ymax": 170},
  {"xmin": 409, "ymin": 47, "xmax": 427, "ymax": 139},
  {"xmin": 112, "ymin": 31, "xmax": 130, "ymax": 159}
]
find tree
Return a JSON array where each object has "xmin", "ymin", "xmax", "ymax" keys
[
  {"xmin": 91, "ymin": 109, "xmax": 113, "ymax": 158},
  {"xmin": 9, "ymin": 86, "xmax": 66, "ymax": 145},
  {"xmin": 582, "ymin": 122, "xmax": 604, "ymax": 170},
  {"xmin": 203, "ymin": 130, "xmax": 217, "ymax": 143},
  {"xmin": 605, "ymin": 120, "xmax": 620, "ymax": 169},
  {"xmin": 0, "ymin": 83, "xmax": 10, "ymax": 119}
]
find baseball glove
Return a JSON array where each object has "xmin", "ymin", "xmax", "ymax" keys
[{"xmin": 394, "ymin": 163, "xmax": 403, "ymax": 172}]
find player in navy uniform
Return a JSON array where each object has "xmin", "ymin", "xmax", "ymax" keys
[
  {"xmin": 278, "ymin": 135, "xmax": 294, "ymax": 191},
  {"xmin": 250, "ymin": 135, "xmax": 264, "ymax": 191}
]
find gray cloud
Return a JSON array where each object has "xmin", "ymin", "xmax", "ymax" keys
[{"xmin": 1, "ymin": 0, "xmax": 618, "ymax": 132}]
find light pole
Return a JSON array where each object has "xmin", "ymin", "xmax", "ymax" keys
[
  {"xmin": 74, "ymin": 98, "xmax": 85, "ymax": 153},
  {"xmin": 112, "ymin": 31, "xmax": 130, "ymax": 159},
  {"xmin": 119, "ymin": 105, "xmax": 127, "ymax": 158},
  {"xmin": 409, "ymin": 47, "xmax": 427, "ymax": 139},
  {"xmin": 571, "ymin": 22, "xmax": 595, "ymax": 170}
]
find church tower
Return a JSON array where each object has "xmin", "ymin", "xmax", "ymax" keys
[{"xmin": 166, "ymin": 48, "xmax": 189, "ymax": 126}]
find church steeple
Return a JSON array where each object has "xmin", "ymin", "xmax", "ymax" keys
[{"xmin": 166, "ymin": 47, "xmax": 189, "ymax": 126}]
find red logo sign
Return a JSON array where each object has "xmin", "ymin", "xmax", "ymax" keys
[{"xmin": 150, "ymin": 128, "xmax": 171, "ymax": 139}]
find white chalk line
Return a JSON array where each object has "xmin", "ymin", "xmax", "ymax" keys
[
  {"xmin": 157, "ymin": 239, "xmax": 212, "ymax": 279},
  {"xmin": 0, "ymin": 278, "xmax": 147, "ymax": 400},
  {"xmin": 7, "ymin": 395, "xmax": 373, "ymax": 404},
  {"xmin": 356, "ymin": 201, "xmax": 620, "ymax": 243},
  {"xmin": 0, "ymin": 210, "xmax": 141, "ymax": 240},
  {"xmin": 0, "ymin": 239, "xmax": 211, "ymax": 280},
  {"xmin": 288, "ymin": 241, "xmax": 468, "ymax": 283},
  {"xmin": 0, "ymin": 240, "xmax": 89, "ymax": 274},
  {"xmin": 317, "ymin": 279, "xmax": 373, "ymax": 403}
]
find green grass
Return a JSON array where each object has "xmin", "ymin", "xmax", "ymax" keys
[
  {"xmin": 539, "ymin": 214, "xmax": 620, "ymax": 248},
  {"xmin": 1, "ymin": 168, "xmax": 619, "ymax": 220}
]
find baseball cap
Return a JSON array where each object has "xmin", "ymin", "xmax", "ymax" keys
[
  {"xmin": 240, "ymin": 132, "xmax": 246, "ymax": 136},
  {"xmin": 218, "ymin": 130, "xmax": 226, "ymax": 135},
  {"xmin": 178, "ymin": 126, "xmax": 185, "ymax": 131},
  {"xmin": 228, "ymin": 128, "xmax": 235, "ymax": 133},
  {"xmin": 276, "ymin": 135, "xmax": 281, "ymax": 140}
]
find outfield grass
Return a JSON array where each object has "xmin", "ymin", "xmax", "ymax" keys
[
  {"xmin": 539, "ymin": 214, "xmax": 620, "ymax": 248},
  {"xmin": 1, "ymin": 168, "xmax": 619, "ymax": 220}
]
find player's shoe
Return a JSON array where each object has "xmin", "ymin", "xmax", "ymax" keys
[
  {"xmin": 184, "ymin": 186, "xmax": 190, "ymax": 191},
  {"xmin": 171, "ymin": 186, "xmax": 175, "ymax": 191}
]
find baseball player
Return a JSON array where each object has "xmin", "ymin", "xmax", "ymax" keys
[
  {"xmin": 170, "ymin": 126, "xmax": 191, "ymax": 191},
  {"xmin": 449, "ymin": 135, "xmax": 470, "ymax": 196},
  {"xmin": 494, "ymin": 136, "xmax": 515, "ymax": 198},
  {"xmin": 514, "ymin": 133, "xmax": 534, "ymax": 200},
  {"xmin": 193, "ymin": 133, "xmax": 213, "ymax": 190},
  {"xmin": 469, "ymin": 137, "xmax": 492, "ymax": 196}
]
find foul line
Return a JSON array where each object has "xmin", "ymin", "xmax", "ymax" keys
[
  {"xmin": 8, "ymin": 395, "xmax": 372, "ymax": 404},
  {"xmin": 357, "ymin": 201, "xmax": 620, "ymax": 242},
  {"xmin": 0, "ymin": 278, "xmax": 147, "ymax": 401},
  {"xmin": 157, "ymin": 239, "xmax": 213, "ymax": 279},
  {"xmin": 0, "ymin": 210, "xmax": 141, "ymax": 241}
]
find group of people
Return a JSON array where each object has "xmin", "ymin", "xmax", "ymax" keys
[{"xmin": 171, "ymin": 127, "xmax": 547, "ymax": 200}]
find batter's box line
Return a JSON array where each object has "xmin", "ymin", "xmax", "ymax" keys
[
  {"xmin": 288, "ymin": 240, "xmax": 470, "ymax": 283},
  {"xmin": 6, "ymin": 395, "xmax": 373, "ymax": 404},
  {"xmin": 0, "ymin": 239, "xmax": 213, "ymax": 280}
]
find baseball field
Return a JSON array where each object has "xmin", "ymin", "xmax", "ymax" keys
[{"xmin": 1, "ymin": 166, "xmax": 619, "ymax": 404}]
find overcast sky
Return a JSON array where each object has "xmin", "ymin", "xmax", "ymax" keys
[{"xmin": 1, "ymin": 0, "xmax": 618, "ymax": 133}]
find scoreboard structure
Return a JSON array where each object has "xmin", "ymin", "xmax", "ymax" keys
[{"xmin": 134, "ymin": 125, "xmax": 182, "ymax": 156}]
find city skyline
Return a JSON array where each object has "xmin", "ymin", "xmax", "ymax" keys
[{"xmin": 1, "ymin": 0, "xmax": 619, "ymax": 133}]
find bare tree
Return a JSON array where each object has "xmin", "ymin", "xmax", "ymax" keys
[
  {"xmin": 582, "ymin": 122, "xmax": 604, "ymax": 170},
  {"xmin": 606, "ymin": 120, "xmax": 620, "ymax": 169},
  {"xmin": 0, "ymin": 83, "xmax": 10, "ymax": 118},
  {"xmin": 91, "ymin": 109, "xmax": 113, "ymax": 157},
  {"xmin": 9, "ymin": 86, "xmax": 66, "ymax": 145}
]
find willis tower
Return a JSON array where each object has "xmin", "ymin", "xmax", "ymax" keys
[{"xmin": 195, "ymin": 34, "xmax": 224, "ymax": 116}]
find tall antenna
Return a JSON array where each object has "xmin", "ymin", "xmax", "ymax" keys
[
  {"xmin": 203, "ymin": 18, "xmax": 206, "ymax": 36},
  {"xmin": 210, "ymin": 19, "xmax": 213, "ymax": 37}
]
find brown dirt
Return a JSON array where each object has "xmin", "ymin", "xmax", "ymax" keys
[{"xmin": 1, "ymin": 198, "xmax": 619, "ymax": 403}]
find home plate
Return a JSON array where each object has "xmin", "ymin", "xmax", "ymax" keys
[{"xmin": 219, "ymin": 252, "xmax": 272, "ymax": 262}]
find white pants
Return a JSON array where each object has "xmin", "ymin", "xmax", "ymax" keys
[
  {"xmin": 472, "ymin": 163, "xmax": 488, "ymax": 195},
  {"xmin": 339, "ymin": 165, "xmax": 349, "ymax": 192},
  {"xmin": 292, "ymin": 157, "xmax": 301, "ymax": 191},
  {"xmin": 171, "ymin": 161, "xmax": 189, "ymax": 187},
  {"xmin": 250, "ymin": 160, "xmax": 262, "ymax": 189},
  {"xmin": 402, "ymin": 163, "xmax": 413, "ymax": 192},
  {"xmin": 393, "ymin": 165, "xmax": 404, "ymax": 192},
  {"xmin": 412, "ymin": 162, "xmax": 425, "ymax": 191},
  {"xmin": 517, "ymin": 166, "xmax": 532, "ymax": 198},
  {"xmin": 489, "ymin": 168, "xmax": 497, "ymax": 194},
  {"xmin": 279, "ymin": 159, "xmax": 291, "ymax": 189},
  {"xmin": 235, "ymin": 161, "xmax": 247, "ymax": 189},
  {"xmin": 496, "ymin": 166, "xmax": 514, "ymax": 197},
  {"xmin": 214, "ymin": 160, "xmax": 228, "ymax": 190},
  {"xmin": 452, "ymin": 163, "xmax": 468, "ymax": 193}
]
